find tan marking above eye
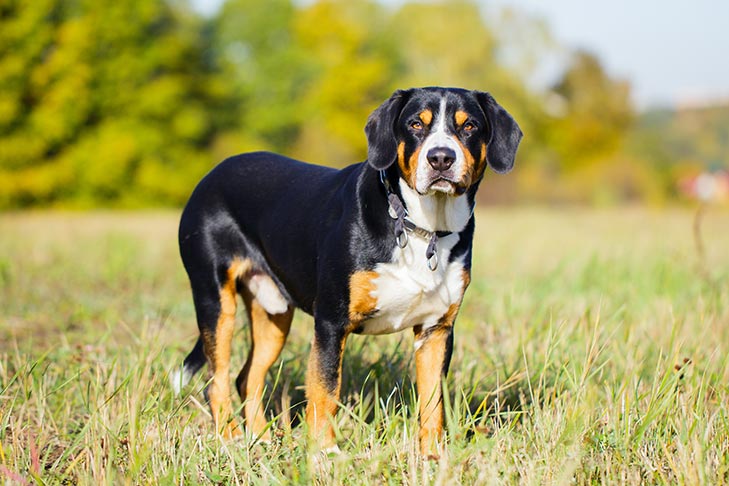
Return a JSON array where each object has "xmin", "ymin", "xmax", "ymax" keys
[
  {"xmin": 419, "ymin": 110, "xmax": 433, "ymax": 126},
  {"xmin": 455, "ymin": 111, "xmax": 469, "ymax": 127}
]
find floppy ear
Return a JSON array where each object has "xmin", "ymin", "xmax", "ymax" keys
[
  {"xmin": 365, "ymin": 89, "xmax": 411, "ymax": 170},
  {"xmin": 475, "ymin": 91, "xmax": 523, "ymax": 173}
]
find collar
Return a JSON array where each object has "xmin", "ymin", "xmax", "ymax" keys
[{"xmin": 379, "ymin": 170, "xmax": 452, "ymax": 271}]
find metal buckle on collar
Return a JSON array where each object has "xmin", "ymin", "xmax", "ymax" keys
[
  {"xmin": 426, "ymin": 252, "xmax": 438, "ymax": 271},
  {"xmin": 380, "ymin": 170, "xmax": 449, "ymax": 272},
  {"xmin": 396, "ymin": 230, "xmax": 409, "ymax": 248}
]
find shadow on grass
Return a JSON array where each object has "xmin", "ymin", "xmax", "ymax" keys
[
  {"xmin": 264, "ymin": 334, "xmax": 416, "ymax": 430},
  {"xmin": 259, "ymin": 333, "xmax": 553, "ymax": 440}
]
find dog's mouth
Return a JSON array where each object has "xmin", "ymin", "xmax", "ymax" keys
[
  {"xmin": 427, "ymin": 177, "xmax": 467, "ymax": 196},
  {"xmin": 429, "ymin": 179, "xmax": 455, "ymax": 193}
]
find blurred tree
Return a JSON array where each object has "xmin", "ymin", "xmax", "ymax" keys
[
  {"xmin": 0, "ymin": 0, "xmax": 72, "ymax": 205},
  {"xmin": 0, "ymin": 0, "xmax": 229, "ymax": 207},
  {"xmin": 548, "ymin": 50, "xmax": 633, "ymax": 170},
  {"xmin": 289, "ymin": 0, "xmax": 400, "ymax": 165},
  {"xmin": 627, "ymin": 104, "xmax": 729, "ymax": 200},
  {"xmin": 391, "ymin": 1, "xmax": 502, "ymax": 90},
  {"xmin": 210, "ymin": 0, "xmax": 310, "ymax": 156},
  {"xmin": 533, "ymin": 50, "xmax": 643, "ymax": 203},
  {"xmin": 3, "ymin": 0, "xmax": 711, "ymax": 207}
]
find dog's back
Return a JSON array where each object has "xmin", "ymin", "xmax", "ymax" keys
[{"xmin": 179, "ymin": 152, "xmax": 363, "ymax": 311}]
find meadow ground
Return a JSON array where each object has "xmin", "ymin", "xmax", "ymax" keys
[{"xmin": 1, "ymin": 207, "xmax": 728, "ymax": 484}]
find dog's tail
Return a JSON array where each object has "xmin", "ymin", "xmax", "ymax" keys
[{"xmin": 170, "ymin": 337, "xmax": 206, "ymax": 395}]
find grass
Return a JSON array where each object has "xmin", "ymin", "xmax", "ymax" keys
[{"xmin": 1, "ymin": 207, "xmax": 728, "ymax": 484}]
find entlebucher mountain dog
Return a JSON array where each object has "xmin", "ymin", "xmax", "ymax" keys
[{"xmin": 172, "ymin": 87, "xmax": 522, "ymax": 457}]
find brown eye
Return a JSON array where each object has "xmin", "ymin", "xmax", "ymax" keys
[
  {"xmin": 410, "ymin": 121, "xmax": 423, "ymax": 131},
  {"xmin": 463, "ymin": 122, "xmax": 476, "ymax": 132}
]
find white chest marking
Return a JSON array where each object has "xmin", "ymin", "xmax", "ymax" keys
[{"xmin": 358, "ymin": 234, "xmax": 466, "ymax": 335}]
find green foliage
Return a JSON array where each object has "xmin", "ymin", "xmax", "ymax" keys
[
  {"xmin": 289, "ymin": 0, "xmax": 402, "ymax": 163},
  {"xmin": 1, "ymin": 0, "xmax": 723, "ymax": 208},
  {"xmin": 550, "ymin": 50, "xmax": 634, "ymax": 168},
  {"xmin": 0, "ymin": 0, "xmax": 232, "ymax": 207},
  {"xmin": 628, "ymin": 105, "xmax": 729, "ymax": 199},
  {"xmin": 212, "ymin": 0, "xmax": 307, "ymax": 152}
]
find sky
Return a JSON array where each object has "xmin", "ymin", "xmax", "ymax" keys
[
  {"xmin": 191, "ymin": 0, "xmax": 729, "ymax": 109},
  {"xmin": 488, "ymin": 0, "xmax": 729, "ymax": 109}
]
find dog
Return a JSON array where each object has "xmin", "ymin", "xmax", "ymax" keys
[{"xmin": 172, "ymin": 87, "xmax": 522, "ymax": 457}]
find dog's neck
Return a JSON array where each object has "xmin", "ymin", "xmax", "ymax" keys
[{"xmin": 398, "ymin": 179, "xmax": 472, "ymax": 234}]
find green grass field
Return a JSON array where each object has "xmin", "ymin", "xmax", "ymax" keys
[{"xmin": 1, "ymin": 208, "xmax": 728, "ymax": 484}]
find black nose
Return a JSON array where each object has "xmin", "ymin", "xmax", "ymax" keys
[{"xmin": 426, "ymin": 147, "xmax": 456, "ymax": 172}]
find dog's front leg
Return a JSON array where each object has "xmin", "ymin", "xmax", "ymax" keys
[
  {"xmin": 305, "ymin": 322, "xmax": 348, "ymax": 451},
  {"xmin": 413, "ymin": 322, "xmax": 455, "ymax": 458}
]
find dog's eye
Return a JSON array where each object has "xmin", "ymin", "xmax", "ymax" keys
[
  {"xmin": 463, "ymin": 122, "xmax": 476, "ymax": 132},
  {"xmin": 409, "ymin": 121, "xmax": 423, "ymax": 131}
]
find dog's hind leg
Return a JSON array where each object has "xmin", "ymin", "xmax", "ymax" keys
[
  {"xmin": 236, "ymin": 280, "xmax": 293, "ymax": 440},
  {"xmin": 190, "ymin": 259, "xmax": 249, "ymax": 439}
]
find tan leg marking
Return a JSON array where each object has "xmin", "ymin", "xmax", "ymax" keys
[
  {"xmin": 237, "ymin": 287, "xmax": 293, "ymax": 439},
  {"xmin": 305, "ymin": 335, "xmax": 347, "ymax": 450},
  {"xmin": 204, "ymin": 258, "xmax": 251, "ymax": 439},
  {"xmin": 414, "ymin": 302, "xmax": 461, "ymax": 457},
  {"xmin": 348, "ymin": 270, "xmax": 378, "ymax": 323}
]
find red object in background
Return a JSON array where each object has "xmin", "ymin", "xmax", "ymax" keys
[{"xmin": 678, "ymin": 171, "xmax": 729, "ymax": 202}]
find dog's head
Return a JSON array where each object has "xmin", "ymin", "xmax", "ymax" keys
[{"xmin": 365, "ymin": 87, "xmax": 522, "ymax": 195}]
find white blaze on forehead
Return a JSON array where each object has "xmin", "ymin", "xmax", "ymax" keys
[
  {"xmin": 414, "ymin": 97, "xmax": 467, "ymax": 194},
  {"xmin": 434, "ymin": 98, "xmax": 447, "ymax": 132},
  {"xmin": 428, "ymin": 98, "xmax": 450, "ymax": 152}
]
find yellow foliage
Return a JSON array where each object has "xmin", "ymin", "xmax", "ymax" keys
[{"xmin": 0, "ymin": 0, "xmax": 713, "ymax": 207}]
